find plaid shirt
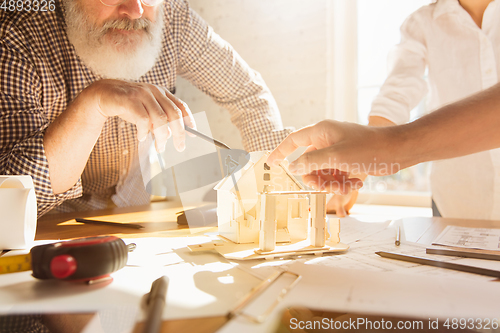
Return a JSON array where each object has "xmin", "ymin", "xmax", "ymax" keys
[
  {"xmin": 0, "ymin": 0, "xmax": 291, "ymax": 218},
  {"xmin": 0, "ymin": 314, "xmax": 49, "ymax": 333}
]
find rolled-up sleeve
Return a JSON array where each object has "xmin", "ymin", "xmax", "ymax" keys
[
  {"xmin": 0, "ymin": 38, "xmax": 82, "ymax": 216},
  {"xmin": 174, "ymin": 0, "xmax": 293, "ymax": 151},
  {"xmin": 369, "ymin": 12, "xmax": 428, "ymax": 125}
]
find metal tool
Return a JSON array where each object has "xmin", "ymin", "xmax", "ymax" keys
[
  {"xmin": 228, "ymin": 269, "xmax": 302, "ymax": 323},
  {"xmin": 184, "ymin": 125, "xmax": 231, "ymax": 149}
]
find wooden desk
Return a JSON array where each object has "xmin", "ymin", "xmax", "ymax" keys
[
  {"xmin": 27, "ymin": 205, "xmax": 500, "ymax": 332},
  {"xmin": 37, "ymin": 201, "xmax": 198, "ymax": 240},
  {"xmin": 36, "ymin": 201, "xmax": 228, "ymax": 333}
]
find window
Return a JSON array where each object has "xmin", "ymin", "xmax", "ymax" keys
[
  {"xmin": 355, "ymin": 0, "xmax": 431, "ymax": 206},
  {"xmin": 329, "ymin": 0, "xmax": 432, "ymax": 206},
  {"xmin": 357, "ymin": 0, "xmax": 431, "ymax": 123}
]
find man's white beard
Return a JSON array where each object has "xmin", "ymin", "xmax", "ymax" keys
[{"xmin": 63, "ymin": 0, "xmax": 164, "ymax": 81}]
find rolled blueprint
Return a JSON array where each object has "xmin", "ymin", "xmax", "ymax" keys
[{"xmin": 0, "ymin": 176, "xmax": 37, "ymax": 250}]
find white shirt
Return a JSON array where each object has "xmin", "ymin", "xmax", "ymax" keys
[{"xmin": 369, "ymin": 0, "xmax": 500, "ymax": 220}]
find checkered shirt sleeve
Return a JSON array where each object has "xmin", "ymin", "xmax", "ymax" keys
[
  {"xmin": 170, "ymin": 0, "xmax": 294, "ymax": 151},
  {"xmin": 0, "ymin": 14, "xmax": 82, "ymax": 217},
  {"xmin": 0, "ymin": 314, "xmax": 50, "ymax": 333}
]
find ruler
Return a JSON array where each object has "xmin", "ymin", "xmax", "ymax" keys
[{"xmin": 0, "ymin": 253, "xmax": 32, "ymax": 274}]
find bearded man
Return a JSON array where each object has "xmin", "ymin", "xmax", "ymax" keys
[{"xmin": 0, "ymin": 0, "xmax": 291, "ymax": 217}]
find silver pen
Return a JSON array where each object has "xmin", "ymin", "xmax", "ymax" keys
[{"xmin": 395, "ymin": 226, "xmax": 401, "ymax": 246}]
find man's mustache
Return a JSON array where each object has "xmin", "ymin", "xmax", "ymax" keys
[{"xmin": 95, "ymin": 18, "xmax": 153, "ymax": 36}]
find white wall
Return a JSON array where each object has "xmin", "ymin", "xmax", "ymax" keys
[{"xmin": 176, "ymin": 0, "xmax": 352, "ymax": 150}]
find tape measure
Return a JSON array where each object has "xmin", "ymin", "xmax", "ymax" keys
[
  {"xmin": 0, "ymin": 253, "xmax": 31, "ymax": 274},
  {"xmin": 0, "ymin": 236, "xmax": 130, "ymax": 282}
]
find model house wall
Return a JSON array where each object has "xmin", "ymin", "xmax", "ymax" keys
[
  {"xmin": 215, "ymin": 151, "xmax": 306, "ymax": 243},
  {"xmin": 215, "ymin": 151, "xmax": 330, "ymax": 251}
]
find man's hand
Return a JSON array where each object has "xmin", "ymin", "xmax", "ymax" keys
[
  {"xmin": 88, "ymin": 80, "xmax": 196, "ymax": 153},
  {"xmin": 45, "ymin": 80, "xmax": 197, "ymax": 194},
  {"xmin": 324, "ymin": 117, "xmax": 393, "ymax": 215},
  {"xmin": 267, "ymin": 120, "xmax": 403, "ymax": 194},
  {"xmin": 299, "ymin": 168, "xmax": 362, "ymax": 194},
  {"xmin": 268, "ymin": 83, "xmax": 500, "ymax": 194}
]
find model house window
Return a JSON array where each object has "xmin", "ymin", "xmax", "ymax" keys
[
  {"xmin": 291, "ymin": 202, "xmax": 302, "ymax": 219},
  {"xmin": 263, "ymin": 173, "xmax": 271, "ymax": 181}
]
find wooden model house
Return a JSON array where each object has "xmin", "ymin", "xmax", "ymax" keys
[{"xmin": 214, "ymin": 151, "xmax": 339, "ymax": 253}]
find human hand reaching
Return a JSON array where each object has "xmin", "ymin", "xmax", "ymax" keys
[{"xmin": 267, "ymin": 120, "xmax": 403, "ymax": 193}]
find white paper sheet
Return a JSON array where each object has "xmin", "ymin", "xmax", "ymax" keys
[
  {"xmin": 0, "ymin": 236, "xmax": 262, "ymax": 322},
  {"xmin": 338, "ymin": 217, "xmax": 392, "ymax": 244},
  {"xmin": 433, "ymin": 225, "xmax": 500, "ymax": 251},
  {"xmin": 231, "ymin": 219, "xmax": 500, "ymax": 286},
  {"xmin": 3, "ymin": 218, "xmax": 500, "ymax": 332},
  {"xmin": 217, "ymin": 261, "xmax": 500, "ymax": 333}
]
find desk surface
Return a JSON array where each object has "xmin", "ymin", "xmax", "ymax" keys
[
  {"xmin": 36, "ymin": 201, "xmax": 227, "ymax": 333},
  {"xmin": 37, "ymin": 200, "xmax": 499, "ymax": 244},
  {"xmin": 8, "ymin": 202, "xmax": 500, "ymax": 333},
  {"xmin": 36, "ymin": 200, "xmax": 199, "ymax": 240}
]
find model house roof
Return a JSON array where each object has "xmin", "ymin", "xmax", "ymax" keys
[{"xmin": 213, "ymin": 151, "xmax": 304, "ymax": 191}]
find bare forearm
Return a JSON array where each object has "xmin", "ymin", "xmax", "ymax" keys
[
  {"xmin": 269, "ymin": 83, "xmax": 500, "ymax": 179},
  {"xmin": 44, "ymin": 87, "xmax": 106, "ymax": 194},
  {"xmin": 349, "ymin": 116, "xmax": 395, "ymax": 180},
  {"xmin": 395, "ymin": 82, "xmax": 500, "ymax": 167}
]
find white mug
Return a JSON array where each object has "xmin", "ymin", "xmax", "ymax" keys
[{"xmin": 0, "ymin": 176, "xmax": 37, "ymax": 250}]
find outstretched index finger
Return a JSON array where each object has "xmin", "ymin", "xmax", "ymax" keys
[{"xmin": 267, "ymin": 125, "xmax": 317, "ymax": 166}]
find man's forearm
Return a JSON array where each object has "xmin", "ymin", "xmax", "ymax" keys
[
  {"xmin": 395, "ymin": 82, "xmax": 500, "ymax": 168},
  {"xmin": 44, "ymin": 87, "xmax": 106, "ymax": 194}
]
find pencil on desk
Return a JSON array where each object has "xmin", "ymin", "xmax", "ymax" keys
[
  {"xmin": 426, "ymin": 247, "xmax": 500, "ymax": 261},
  {"xmin": 75, "ymin": 218, "xmax": 144, "ymax": 229},
  {"xmin": 376, "ymin": 251, "xmax": 500, "ymax": 278}
]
